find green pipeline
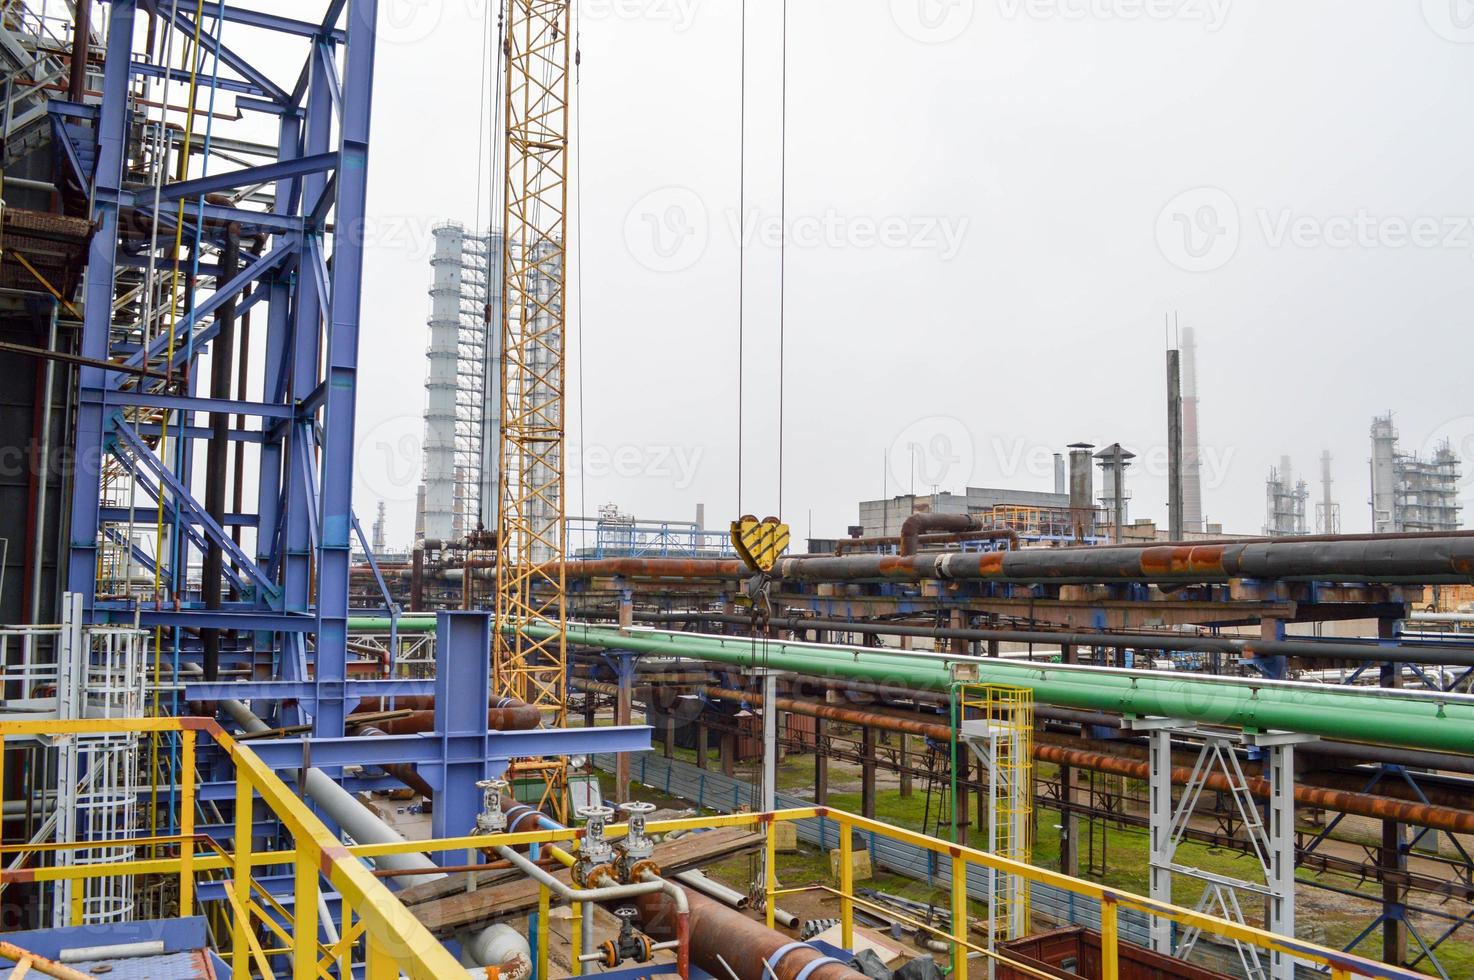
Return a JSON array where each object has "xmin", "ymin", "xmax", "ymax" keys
[
  {"xmin": 346, "ymin": 617, "xmax": 1474, "ymax": 754},
  {"xmin": 534, "ymin": 623, "xmax": 1474, "ymax": 756}
]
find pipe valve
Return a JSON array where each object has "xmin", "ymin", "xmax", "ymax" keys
[
  {"xmin": 572, "ymin": 804, "xmax": 617, "ymax": 887},
  {"xmin": 615, "ymin": 800, "xmax": 659, "ymax": 880},
  {"xmin": 595, "ymin": 907, "xmax": 653, "ymax": 969},
  {"xmin": 475, "ymin": 779, "xmax": 510, "ymax": 834}
]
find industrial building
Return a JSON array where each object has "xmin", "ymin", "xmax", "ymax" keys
[
  {"xmin": 1370, "ymin": 413, "xmax": 1462, "ymax": 533},
  {"xmin": 0, "ymin": 6, "xmax": 1469, "ymax": 980}
]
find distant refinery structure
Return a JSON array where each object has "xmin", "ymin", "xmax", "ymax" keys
[
  {"xmin": 1370, "ymin": 413, "xmax": 1462, "ymax": 533},
  {"xmin": 1265, "ymin": 455, "xmax": 1310, "ymax": 536}
]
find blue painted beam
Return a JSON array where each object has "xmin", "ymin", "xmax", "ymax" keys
[
  {"xmin": 244, "ymin": 726, "xmax": 653, "ymax": 770},
  {"xmin": 149, "ymin": 151, "xmax": 338, "ymax": 204},
  {"xmin": 183, "ymin": 679, "xmax": 435, "ymax": 701}
]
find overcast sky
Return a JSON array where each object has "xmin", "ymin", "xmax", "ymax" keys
[{"xmin": 343, "ymin": 0, "xmax": 1474, "ymax": 546}]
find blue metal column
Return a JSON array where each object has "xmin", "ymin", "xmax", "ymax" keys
[
  {"xmin": 432, "ymin": 610, "xmax": 493, "ymax": 863},
  {"xmin": 66, "ymin": 0, "xmax": 135, "ymax": 612}
]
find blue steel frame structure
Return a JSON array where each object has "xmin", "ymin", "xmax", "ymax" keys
[
  {"xmin": 60, "ymin": 2, "xmax": 645, "ymax": 846},
  {"xmin": 68, "ymin": 0, "xmax": 376, "ymax": 746}
]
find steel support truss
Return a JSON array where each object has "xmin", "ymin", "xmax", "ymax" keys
[
  {"xmin": 1137, "ymin": 717, "xmax": 1313, "ymax": 980},
  {"xmin": 67, "ymin": 0, "xmax": 380, "ymax": 747}
]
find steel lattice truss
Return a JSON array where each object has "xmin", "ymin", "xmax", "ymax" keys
[{"xmin": 495, "ymin": 0, "xmax": 571, "ymax": 809}]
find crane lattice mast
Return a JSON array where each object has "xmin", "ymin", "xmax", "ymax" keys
[{"xmin": 495, "ymin": 0, "xmax": 572, "ymax": 815}]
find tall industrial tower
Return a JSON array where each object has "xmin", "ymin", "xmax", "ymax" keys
[
  {"xmin": 1370, "ymin": 413, "xmax": 1462, "ymax": 532},
  {"xmin": 1316, "ymin": 450, "xmax": 1340, "ymax": 534},
  {"xmin": 419, "ymin": 222, "xmax": 504, "ymax": 542},
  {"xmin": 1180, "ymin": 326, "xmax": 1205, "ymax": 533}
]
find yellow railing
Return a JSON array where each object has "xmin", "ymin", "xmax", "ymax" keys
[
  {"xmin": 0, "ymin": 717, "xmax": 462, "ymax": 980},
  {"xmin": 0, "ymin": 717, "xmax": 1422, "ymax": 980}
]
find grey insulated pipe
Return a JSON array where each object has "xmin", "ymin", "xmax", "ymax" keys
[{"xmin": 213, "ymin": 696, "xmax": 445, "ymax": 885}]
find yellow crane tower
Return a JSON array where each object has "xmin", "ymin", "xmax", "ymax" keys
[{"xmin": 494, "ymin": 0, "xmax": 572, "ymax": 817}]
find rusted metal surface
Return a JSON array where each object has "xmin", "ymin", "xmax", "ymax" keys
[
  {"xmin": 775, "ymin": 533, "xmax": 1474, "ymax": 584},
  {"xmin": 405, "ymin": 827, "xmax": 761, "ymax": 935},
  {"xmin": 350, "ymin": 695, "xmax": 542, "ymax": 732},
  {"xmin": 632, "ymin": 887, "xmax": 868, "ymax": 980}
]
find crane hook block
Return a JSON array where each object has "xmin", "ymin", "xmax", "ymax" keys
[{"xmin": 731, "ymin": 515, "xmax": 790, "ymax": 573}]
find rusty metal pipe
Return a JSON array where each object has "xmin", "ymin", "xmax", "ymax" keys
[
  {"xmin": 351, "ymin": 695, "xmax": 542, "ymax": 732},
  {"xmin": 631, "ymin": 886, "xmax": 865, "ymax": 980},
  {"xmin": 776, "ymin": 534, "xmax": 1474, "ymax": 585}
]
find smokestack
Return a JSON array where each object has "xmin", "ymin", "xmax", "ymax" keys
[
  {"xmin": 1068, "ymin": 443, "xmax": 1095, "ymax": 542},
  {"xmin": 1167, "ymin": 348, "xmax": 1184, "ymax": 541},
  {"xmin": 695, "ymin": 502, "xmax": 705, "ymax": 531},
  {"xmin": 1180, "ymin": 327, "xmax": 1204, "ymax": 533},
  {"xmin": 1053, "ymin": 454, "xmax": 1066, "ymax": 495}
]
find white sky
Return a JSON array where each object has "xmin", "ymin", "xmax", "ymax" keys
[{"xmin": 341, "ymin": 0, "xmax": 1474, "ymax": 546}]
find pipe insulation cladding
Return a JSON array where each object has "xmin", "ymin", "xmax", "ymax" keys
[{"xmin": 530, "ymin": 623, "xmax": 1474, "ymax": 756}]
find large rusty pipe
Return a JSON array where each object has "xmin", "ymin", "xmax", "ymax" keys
[
  {"xmin": 632, "ymin": 886, "xmax": 866, "ymax": 980},
  {"xmin": 776, "ymin": 535, "xmax": 1474, "ymax": 585},
  {"xmin": 351, "ymin": 696, "xmax": 542, "ymax": 732},
  {"xmin": 897, "ymin": 512, "xmax": 1016, "ymax": 556}
]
